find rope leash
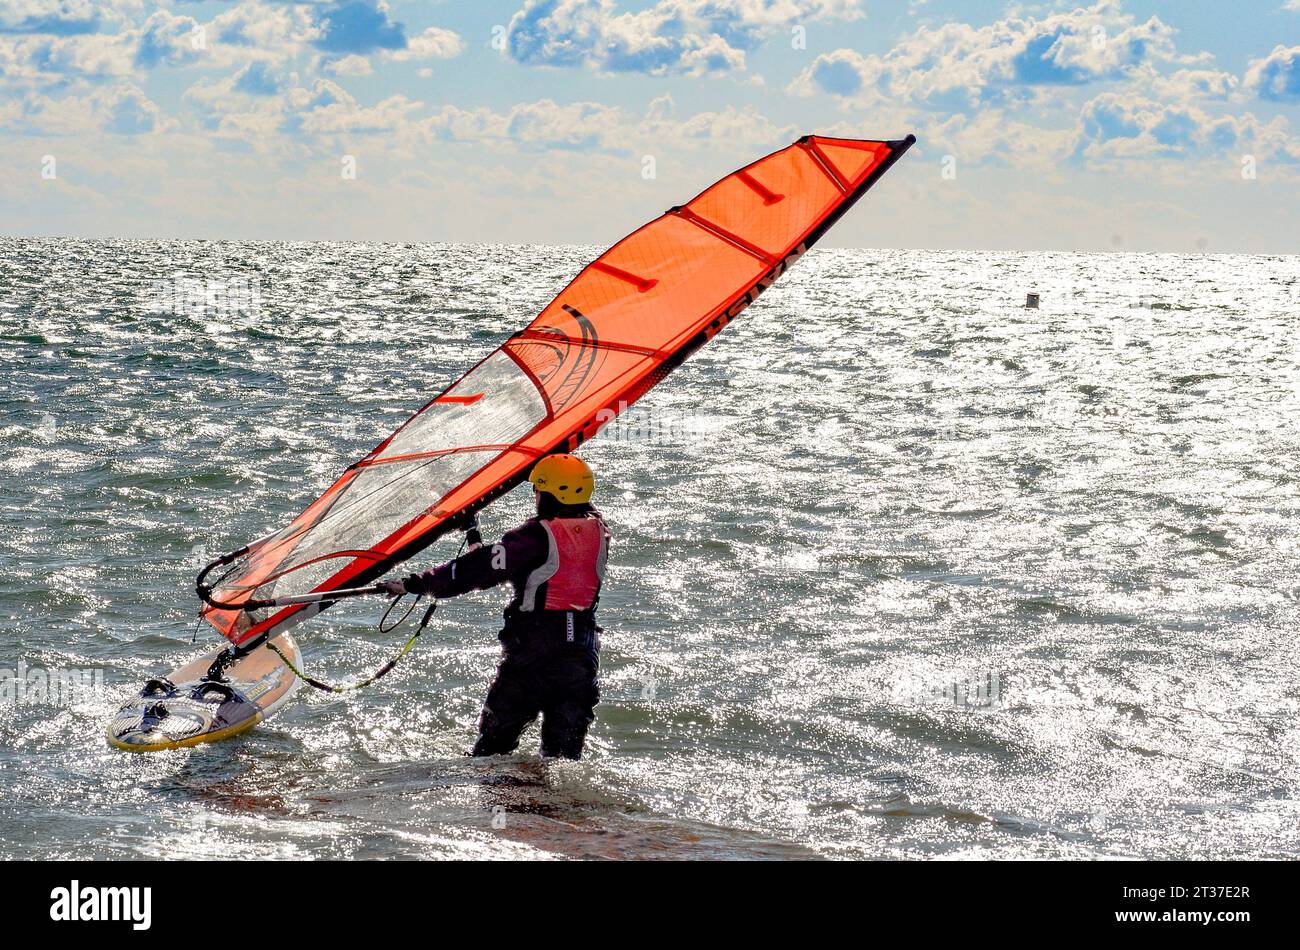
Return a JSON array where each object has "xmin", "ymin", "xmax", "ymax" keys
[
  {"xmin": 258, "ymin": 529, "xmax": 466, "ymax": 693},
  {"xmin": 267, "ymin": 599, "xmax": 437, "ymax": 693}
]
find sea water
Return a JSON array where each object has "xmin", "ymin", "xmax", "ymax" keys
[{"xmin": 1, "ymin": 238, "xmax": 1297, "ymax": 859}]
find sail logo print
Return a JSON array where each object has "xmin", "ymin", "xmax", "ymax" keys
[
  {"xmin": 725, "ymin": 242, "xmax": 808, "ymax": 321},
  {"xmin": 49, "ymin": 881, "xmax": 152, "ymax": 930}
]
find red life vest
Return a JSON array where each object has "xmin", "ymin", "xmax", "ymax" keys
[{"xmin": 520, "ymin": 516, "xmax": 610, "ymax": 612}]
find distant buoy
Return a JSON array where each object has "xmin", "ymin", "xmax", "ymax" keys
[{"xmin": 1025, "ymin": 292, "xmax": 1040, "ymax": 309}]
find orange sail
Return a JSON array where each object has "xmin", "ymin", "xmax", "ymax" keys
[{"xmin": 201, "ymin": 134, "xmax": 915, "ymax": 646}]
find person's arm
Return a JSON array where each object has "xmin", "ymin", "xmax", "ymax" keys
[{"xmin": 400, "ymin": 521, "xmax": 546, "ymax": 599}]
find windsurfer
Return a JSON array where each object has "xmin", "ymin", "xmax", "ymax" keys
[{"xmin": 382, "ymin": 454, "xmax": 609, "ymax": 760}]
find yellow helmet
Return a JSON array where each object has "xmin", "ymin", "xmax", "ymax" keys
[{"xmin": 529, "ymin": 453, "xmax": 594, "ymax": 505}]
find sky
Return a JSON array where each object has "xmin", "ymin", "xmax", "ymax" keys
[{"xmin": 1, "ymin": 0, "xmax": 1298, "ymax": 252}]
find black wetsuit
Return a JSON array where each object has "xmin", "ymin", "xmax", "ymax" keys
[{"xmin": 403, "ymin": 502, "xmax": 607, "ymax": 760}]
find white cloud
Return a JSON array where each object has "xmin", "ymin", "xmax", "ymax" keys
[
  {"xmin": 1243, "ymin": 45, "xmax": 1300, "ymax": 102},
  {"xmin": 788, "ymin": 1, "xmax": 1191, "ymax": 108},
  {"xmin": 1071, "ymin": 91, "xmax": 1300, "ymax": 167},
  {"xmin": 0, "ymin": 31, "xmax": 138, "ymax": 84},
  {"xmin": 325, "ymin": 54, "xmax": 373, "ymax": 76},
  {"xmin": 427, "ymin": 98, "xmax": 627, "ymax": 150},
  {"xmin": 786, "ymin": 48, "xmax": 879, "ymax": 98},
  {"xmin": 2, "ymin": 81, "xmax": 167, "ymax": 135},
  {"xmin": 506, "ymin": 0, "xmax": 863, "ymax": 77},
  {"xmin": 388, "ymin": 26, "xmax": 464, "ymax": 62},
  {"xmin": 101, "ymin": 82, "xmax": 165, "ymax": 133},
  {"xmin": 182, "ymin": 67, "xmax": 308, "ymax": 147},
  {"xmin": 0, "ymin": 4, "xmax": 318, "ymax": 89},
  {"xmin": 205, "ymin": 3, "xmax": 321, "ymax": 66},
  {"xmin": 641, "ymin": 96, "xmax": 793, "ymax": 150},
  {"xmin": 134, "ymin": 9, "xmax": 207, "ymax": 69},
  {"xmin": 421, "ymin": 94, "xmax": 793, "ymax": 155},
  {"xmin": 298, "ymin": 91, "xmax": 425, "ymax": 137},
  {"xmin": 0, "ymin": 0, "xmax": 103, "ymax": 35},
  {"xmin": 927, "ymin": 109, "xmax": 1075, "ymax": 171},
  {"xmin": 1145, "ymin": 67, "xmax": 1238, "ymax": 101}
]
